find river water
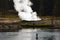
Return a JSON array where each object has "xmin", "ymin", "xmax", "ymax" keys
[{"xmin": 0, "ymin": 29, "xmax": 60, "ymax": 40}]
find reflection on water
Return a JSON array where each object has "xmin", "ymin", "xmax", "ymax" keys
[{"xmin": 0, "ymin": 29, "xmax": 60, "ymax": 40}]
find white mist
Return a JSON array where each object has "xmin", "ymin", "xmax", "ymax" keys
[{"xmin": 13, "ymin": 0, "xmax": 41, "ymax": 21}]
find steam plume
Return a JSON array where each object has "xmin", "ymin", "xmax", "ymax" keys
[{"xmin": 13, "ymin": 0, "xmax": 41, "ymax": 21}]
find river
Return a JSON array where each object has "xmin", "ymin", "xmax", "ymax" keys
[{"xmin": 0, "ymin": 29, "xmax": 60, "ymax": 40}]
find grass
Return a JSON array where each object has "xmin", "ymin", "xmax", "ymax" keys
[
  {"xmin": 0, "ymin": 15, "xmax": 20, "ymax": 20},
  {"xmin": 20, "ymin": 21, "xmax": 53, "ymax": 28},
  {"xmin": 20, "ymin": 24, "xmax": 53, "ymax": 28},
  {"xmin": 41, "ymin": 16, "xmax": 60, "ymax": 20}
]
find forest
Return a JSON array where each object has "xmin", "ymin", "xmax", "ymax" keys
[{"xmin": 0, "ymin": 0, "xmax": 60, "ymax": 16}]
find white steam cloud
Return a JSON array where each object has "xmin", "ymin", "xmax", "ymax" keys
[{"xmin": 13, "ymin": 0, "xmax": 41, "ymax": 21}]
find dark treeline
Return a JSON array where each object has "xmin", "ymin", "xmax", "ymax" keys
[
  {"xmin": 0, "ymin": 0, "xmax": 14, "ymax": 10},
  {"xmin": 43, "ymin": 0, "xmax": 54, "ymax": 16},
  {"xmin": 0, "ymin": 0, "xmax": 60, "ymax": 16},
  {"xmin": 0, "ymin": 0, "xmax": 9, "ymax": 10}
]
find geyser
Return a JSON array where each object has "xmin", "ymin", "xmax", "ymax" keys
[{"xmin": 13, "ymin": 0, "xmax": 41, "ymax": 21}]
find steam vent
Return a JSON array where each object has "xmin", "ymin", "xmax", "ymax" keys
[{"xmin": 0, "ymin": 0, "xmax": 60, "ymax": 32}]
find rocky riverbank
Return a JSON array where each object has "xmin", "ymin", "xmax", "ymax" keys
[{"xmin": 0, "ymin": 17, "xmax": 60, "ymax": 32}]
